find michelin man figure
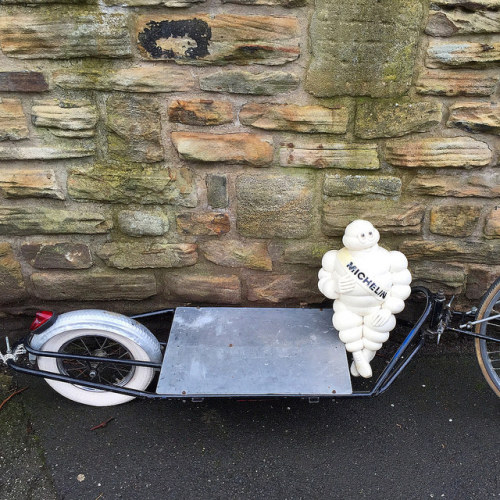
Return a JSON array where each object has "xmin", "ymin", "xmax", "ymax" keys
[{"xmin": 318, "ymin": 220, "xmax": 412, "ymax": 378}]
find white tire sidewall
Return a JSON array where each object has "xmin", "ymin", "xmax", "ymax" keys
[{"xmin": 38, "ymin": 328, "xmax": 155, "ymax": 406}]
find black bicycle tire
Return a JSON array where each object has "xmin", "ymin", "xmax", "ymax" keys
[{"xmin": 474, "ymin": 277, "xmax": 500, "ymax": 397}]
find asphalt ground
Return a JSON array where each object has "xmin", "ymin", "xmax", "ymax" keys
[{"xmin": 1, "ymin": 344, "xmax": 499, "ymax": 500}]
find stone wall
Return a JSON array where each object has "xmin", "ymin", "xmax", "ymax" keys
[{"xmin": 0, "ymin": 0, "xmax": 499, "ymax": 331}]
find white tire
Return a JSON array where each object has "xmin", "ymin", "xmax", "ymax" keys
[{"xmin": 32, "ymin": 310, "xmax": 162, "ymax": 407}]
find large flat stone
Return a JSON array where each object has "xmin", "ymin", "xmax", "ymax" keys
[
  {"xmin": 118, "ymin": 210, "xmax": 169, "ymax": 237},
  {"xmin": 426, "ymin": 8, "xmax": 500, "ymax": 37},
  {"xmin": 0, "ymin": 167, "xmax": 64, "ymax": 199},
  {"xmin": 0, "ymin": 98, "xmax": 28, "ymax": 141},
  {"xmin": 280, "ymin": 143, "xmax": 379, "ymax": 169},
  {"xmin": 107, "ymin": 0, "xmax": 204, "ymax": 5},
  {"xmin": 21, "ymin": 242, "xmax": 92, "ymax": 269},
  {"xmin": 98, "ymin": 242, "xmax": 198, "ymax": 269},
  {"xmin": 68, "ymin": 163, "xmax": 197, "ymax": 207},
  {"xmin": 165, "ymin": 273, "xmax": 242, "ymax": 304},
  {"xmin": 107, "ymin": 94, "xmax": 163, "ymax": 163},
  {"xmin": 416, "ymin": 69, "xmax": 498, "ymax": 96},
  {"xmin": 168, "ymin": 99, "xmax": 234, "ymax": 126},
  {"xmin": 426, "ymin": 39, "xmax": 500, "ymax": 68},
  {"xmin": 385, "ymin": 137, "xmax": 492, "ymax": 168},
  {"xmin": 408, "ymin": 172, "xmax": 500, "ymax": 198},
  {"xmin": 305, "ymin": 0, "xmax": 424, "ymax": 97},
  {"xmin": 399, "ymin": 239, "xmax": 500, "ymax": 264},
  {"xmin": 236, "ymin": 174, "xmax": 314, "ymax": 238},
  {"xmin": 176, "ymin": 212, "xmax": 230, "ymax": 236},
  {"xmin": 355, "ymin": 99, "xmax": 442, "ymax": 139},
  {"xmin": 322, "ymin": 201, "xmax": 424, "ymax": 235},
  {"xmin": 31, "ymin": 99, "xmax": 98, "ymax": 138},
  {"xmin": 201, "ymin": 240, "xmax": 272, "ymax": 271},
  {"xmin": 200, "ymin": 70, "xmax": 300, "ymax": 95},
  {"xmin": 31, "ymin": 271, "xmax": 157, "ymax": 300},
  {"xmin": 136, "ymin": 14, "xmax": 300, "ymax": 66},
  {"xmin": 0, "ymin": 9, "xmax": 131, "ymax": 59},
  {"xmin": 240, "ymin": 103, "xmax": 348, "ymax": 134},
  {"xmin": 0, "ymin": 72, "xmax": 49, "ymax": 92},
  {"xmin": 447, "ymin": 101, "xmax": 500, "ymax": 134},
  {"xmin": 246, "ymin": 272, "xmax": 322, "ymax": 303},
  {"xmin": 323, "ymin": 174, "xmax": 401, "ymax": 198},
  {"xmin": 0, "ymin": 206, "xmax": 111, "ymax": 235},
  {"xmin": 54, "ymin": 66, "xmax": 195, "ymax": 93},
  {"xmin": 0, "ymin": 145, "xmax": 94, "ymax": 160},
  {"xmin": 410, "ymin": 261, "xmax": 466, "ymax": 294},
  {"xmin": 0, "ymin": 243, "xmax": 26, "ymax": 304},
  {"xmin": 222, "ymin": 0, "xmax": 307, "ymax": 5},
  {"xmin": 430, "ymin": 204, "xmax": 482, "ymax": 237},
  {"xmin": 485, "ymin": 208, "xmax": 500, "ymax": 238},
  {"xmin": 172, "ymin": 132, "xmax": 273, "ymax": 166}
]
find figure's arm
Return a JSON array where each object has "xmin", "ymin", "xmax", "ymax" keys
[
  {"xmin": 384, "ymin": 251, "xmax": 412, "ymax": 314},
  {"xmin": 318, "ymin": 250, "xmax": 340, "ymax": 299}
]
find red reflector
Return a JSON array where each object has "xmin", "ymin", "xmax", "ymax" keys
[{"xmin": 30, "ymin": 311, "xmax": 54, "ymax": 331}]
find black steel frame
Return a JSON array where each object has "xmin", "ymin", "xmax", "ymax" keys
[{"xmin": 6, "ymin": 286, "xmax": 499, "ymax": 400}]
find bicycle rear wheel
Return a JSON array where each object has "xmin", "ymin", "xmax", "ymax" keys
[{"xmin": 475, "ymin": 277, "xmax": 500, "ymax": 397}]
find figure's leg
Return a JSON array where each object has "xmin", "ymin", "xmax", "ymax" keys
[{"xmin": 332, "ymin": 305, "xmax": 371, "ymax": 378}]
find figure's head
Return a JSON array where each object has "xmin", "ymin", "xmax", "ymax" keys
[{"xmin": 342, "ymin": 220, "xmax": 380, "ymax": 251}]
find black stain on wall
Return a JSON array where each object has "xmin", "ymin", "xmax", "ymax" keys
[{"xmin": 138, "ymin": 19, "xmax": 211, "ymax": 60}]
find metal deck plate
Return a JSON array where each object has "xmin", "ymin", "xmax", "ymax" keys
[{"xmin": 156, "ymin": 307, "xmax": 352, "ymax": 397}]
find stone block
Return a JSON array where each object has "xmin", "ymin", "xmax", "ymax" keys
[
  {"xmin": 0, "ymin": 206, "xmax": 111, "ymax": 235},
  {"xmin": 168, "ymin": 99, "xmax": 234, "ymax": 126},
  {"xmin": 305, "ymin": 0, "xmax": 424, "ymax": 97},
  {"xmin": 322, "ymin": 201, "xmax": 424, "ymax": 235},
  {"xmin": 0, "ymin": 243, "xmax": 26, "ymax": 304},
  {"xmin": 280, "ymin": 143, "xmax": 379, "ymax": 170},
  {"xmin": 408, "ymin": 172, "xmax": 500, "ymax": 198},
  {"xmin": 98, "ymin": 242, "xmax": 198, "ymax": 269},
  {"xmin": 432, "ymin": 1, "xmax": 500, "ymax": 7},
  {"xmin": 426, "ymin": 40, "xmax": 500, "ymax": 68},
  {"xmin": 385, "ymin": 137, "xmax": 492, "ymax": 168},
  {"xmin": 54, "ymin": 66, "xmax": 195, "ymax": 93},
  {"xmin": 0, "ymin": 167, "xmax": 64, "ymax": 200},
  {"xmin": 416, "ymin": 69, "xmax": 498, "ymax": 96},
  {"xmin": 355, "ymin": 99, "xmax": 442, "ymax": 139},
  {"xmin": 31, "ymin": 271, "xmax": 157, "ymax": 300},
  {"xmin": 484, "ymin": 208, "xmax": 500, "ymax": 238},
  {"xmin": 172, "ymin": 132, "xmax": 273, "ymax": 166},
  {"xmin": 21, "ymin": 242, "xmax": 92, "ymax": 269},
  {"xmin": 236, "ymin": 174, "xmax": 314, "ymax": 238},
  {"xmin": 0, "ymin": 145, "xmax": 94, "ymax": 160},
  {"xmin": 0, "ymin": 72, "xmax": 49, "ymax": 92},
  {"xmin": 107, "ymin": 94, "xmax": 163, "ymax": 163},
  {"xmin": 136, "ymin": 14, "xmax": 300, "ymax": 66},
  {"xmin": 447, "ymin": 102, "xmax": 500, "ymax": 134},
  {"xmin": 280, "ymin": 241, "xmax": 334, "ymax": 267},
  {"xmin": 426, "ymin": 9, "xmax": 500, "ymax": 37},
  {"xmin": 399, "ymin": 239, "xmax": 500, "ymax": 264},
  {"xmin": 68, "ymin": 163, "xmax": 197, "ymax": 207},
  {"xmin": 0, "ymin": 98, "xmax": 28, "ymax": 141},
  {"xmin": 246, "ymin": 273, "xmax": 322, "ymax": 303},
  {"xmin": 0, "ymin": 10, "xmax": 131, "ymax": 59},
  {"xmin": 240, "ymin": 103, "xmax": 348, "ymax": 134},
  {"xmin": 206, "ymin": 174, "xmax": 228, "ymax": 209},
  {"xmin": 200, "ymin": 70, "xmax": 300, "ymax": 95},
  {"xmin": 107, "ymin": 0, "xmax": 204, "ymax": 5},
  {"xmin": 466, "ymin": 264, "xmax": 500, "ymax": 300},
  {"xmin": 201, "ymin": 240, "xmax": 272, "ymax": 271},
  {"xmin": 323, "ymin": 174, "xmax": 401, "ymax": 198},
  {"xmin": 118, "ymin": 210, "xmax": 169, "ymax": 237},
  {"xmin": 165, "ymin": 273, "xmax": 242, "ymax": 304},
  {"xmin": 410, "ymin": 261, "xmax": 466, "ymax": 294},
  {"xmin": 31, "ymin": 99, "xmax": 98, "ymax": 138},
  {"xmin": 222, "ymin": 0, "xmax": 307, "ymax": 5},
  {"xmin": 176, "ymin": 212, "xmax": 230, "ymax": 236},
  {"xmin": 429, "ymin": 204, "xmax": 482, "ymax": 237}
]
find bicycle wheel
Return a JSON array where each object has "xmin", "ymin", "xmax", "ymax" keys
[{"xmin": 475, "ymin": 277, "xmax": 500, "ymax": 397}]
